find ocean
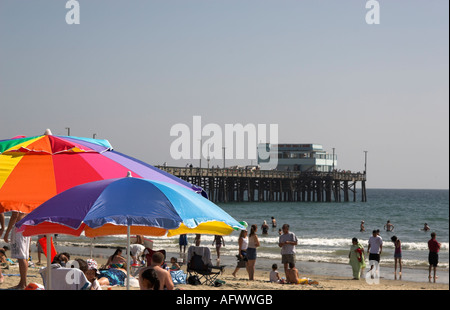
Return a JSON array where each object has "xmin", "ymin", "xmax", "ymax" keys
[{"xmin": 2, "ymin": 188, "xmax": 448, "ymax": 284}]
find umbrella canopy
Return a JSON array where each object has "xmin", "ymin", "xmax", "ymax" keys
[
  {"xmin": 0, "ymin": 131, "xmax": 206, "ymax": 213},
  {"xmin": 16, "ymin": 177, "xmax": 245, "ymax": 237},
  {"xmin": 16, "ymin": 177, "xmax": 244, "ymax": 290}
]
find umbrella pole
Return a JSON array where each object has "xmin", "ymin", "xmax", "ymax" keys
[
  {"xmin": 46, "ymin": 234, "xmax": 52, "ymax": 290},
  {"xmin": 126, "ymin": 225, "xmax": 130, "ymax": 290},
  {"xmin": 90, "ymin": 238, "xmax": 93, "ymax": 259}
]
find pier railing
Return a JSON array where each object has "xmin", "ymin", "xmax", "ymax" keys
[{"xmin": 155, "ymin": 166, "xmax": 366, "ymax": 182}]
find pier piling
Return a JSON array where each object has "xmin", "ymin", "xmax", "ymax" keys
[{"xmin": 156, "ymin": 166, "xmax": 367, "ymax": 203}]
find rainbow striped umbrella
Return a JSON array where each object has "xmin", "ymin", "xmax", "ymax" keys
[
  {"xmin": 0, "ymin": 130, "xmax": 205, "ymax": 214},
  {"xmin": 16, "ymin": 177, "xmax": 244, "ymax": 238},
  {"xmin": 16, "ymin": 177, "xmax": 243, "ymax": 290}
]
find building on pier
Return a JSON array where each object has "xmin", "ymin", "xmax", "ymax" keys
[{"xmin": 257, "ymin": 143, "xmax": 337, "ymax": 172}]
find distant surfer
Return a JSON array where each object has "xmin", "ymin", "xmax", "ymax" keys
[
  {"xmin": 422, "ymin": 223, "xmax": 431, "ymax": 232},
  {"xmin": 360, "ymin": 220, "xmax": 365, "ymax": 232}
]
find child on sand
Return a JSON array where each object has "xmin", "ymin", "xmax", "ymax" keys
[
  {"xmin": 170, "ymin": 257, "xmax": 181, "ymax": 271},
  {"xmin": 286, "ymin": 262, "xmax": 318, "ymax": 285},
  {"xmin": 270, "ymin": 264, "xmax": 280, "ymax": 282},
  {"xmin": 269, "ymin": 263, "xmax": 285, "ymax": 284}
]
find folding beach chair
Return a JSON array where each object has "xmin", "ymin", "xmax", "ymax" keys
[
  {"xmin": 186, "ymin": 246, "xmax": 224, "ymax": 286},
  {"xmin": 39, "ymin": 264, "xmax": 91, "ymax": 290},
  {"xmin": 144, "ymin": 248, "xmax": 167, "ymax": 269}
]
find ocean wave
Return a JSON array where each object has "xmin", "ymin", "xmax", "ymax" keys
[
  {"xmin": 291, "ymin": 255, "xmax": 449, "ymax": 270},
  {"xmin": 401, "ymin": 242, "xmax": 449, "ymax": 251},
  {"xmin": 53, "ymin": 235, "xmax": 449, "ymax": 254}
]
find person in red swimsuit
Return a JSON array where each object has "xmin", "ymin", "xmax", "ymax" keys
[{"xmin": 427, "ymin": 232, "xmax": 441, "ymax": 282}]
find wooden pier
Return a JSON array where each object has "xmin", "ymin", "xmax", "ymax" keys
[{"xmin": 156, "ymin": 166, "xmax": 367, "ymax": 203}]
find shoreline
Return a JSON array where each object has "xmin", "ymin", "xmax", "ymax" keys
[
  {"xmin": 55, "ymin": 244, "xmax": 450, "ymax": 284},
  {"xmin": 2, "ymin": 243, "xmax": 447, "ymax": 291},
  {"xmin": 1, "ymin": 250, "xmax": 448, "ymax": 291}
]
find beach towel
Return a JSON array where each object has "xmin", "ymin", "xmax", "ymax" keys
[
  {"xmin": 297, "ymin": 278, "xmax": 319, "ymax": 285},
  {"xmin": 356, "ymin": 248, "xmax": 363, "ymax": 262},
  {"xmin": 171, "ymin": 270, "xmax": 187, "ymax": 285},
  {"xmin": 25, "ymin": 283, "xmax": 45, "ymax": 290}
]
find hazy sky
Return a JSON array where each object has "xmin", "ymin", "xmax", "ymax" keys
[{"xmin": 0, "ymin": 1, "xmax": 448, "ymax": 189}]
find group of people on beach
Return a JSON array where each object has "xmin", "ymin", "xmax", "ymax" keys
[
  {"xmin": 230, "ymin": 222, "xmax": 307, "ymax": 284},
  {"xmin": 0, "ymin": 210, "xmax": 445, "ymax": 289},
  {"xmin": 180, "ymin": 217, "xmax": 307, "ymax": 285},
  {"xmin": 0, "ymin": 218, "xmax": 173, "ymax": 290},
  {"xmin": 50, "ymin": 247, "xmax": 174, "ymax": 290},
  {"xmin": 191, "ymin": 217, "xmax": 443, "ymax": 285},
  {"xmin": 352, "ymin": 220, "xmax": 442, "ymax": 283},
  {"xmin": 83, "ymin": 247, "xmax": 177, "ymax": 290}
]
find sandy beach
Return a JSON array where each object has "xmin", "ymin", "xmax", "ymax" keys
[{"xmin": 1, "ymin": 251, "xmax": 447, "ymax": 291}]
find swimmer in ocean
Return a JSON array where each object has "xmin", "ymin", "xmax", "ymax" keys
[{"xmin": 384, "ymin": 220, "xmax": 394, "ymax": 232}]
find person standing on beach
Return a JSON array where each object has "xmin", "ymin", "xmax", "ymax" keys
[
  {"xmin": 367, "ymin": 230, "xmax": 383, "ymax": 279},
  {"xmin": 129, "ymin": 243, "xmax": 146, "ymax": 266},
  {"xmin": 212, "ymin": 235, "xmax": 225, "ymax": 260},
  {"xmin": 349, "ymin": 237, "xmax": 366, "ymax": 280},
  {"xmin": 179, "ymin": 234, "xmax": 188, "ymax": 253},
  {"xmin": 247, "ymin": 224, "xmax": 260, "ymax": 281},
  {"xmin": 278, "ymin": 224, "xmax": 298, "ymax": 276},
  {"xmin": 135, "ymin": 235, "xmax": 145, "ymax": 245},
  {"xmin": 0, "ymin": 213, "xmax": 4, "ymax": 238},
  {"xmin": 0, "ymin": 248, "xmax": 6, "ymax": 284},
  {"xmin": 0, "ymin": 212, "xmax": 6, "ymax": 284},
  {"xmin": 36, "ymin": 235, "xmax": 45, "ymax": 265},
  {"xmin": 232, "ymin": 229, "xmax": 248, "ymax": 277},
  {"xmin": 391, "ymin": 236, "xmax": 402, "ymax": 279},
  {"xmin": 427, "ymin": 232, "xmax": 441, "ymax": 282},
  {"xmin": 194, "ymin": 234, "xmax": 201, "ymax": 246},
  {"xmin": 3, "ymin": 211, "xmax": 30, "ymax": 289}
]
